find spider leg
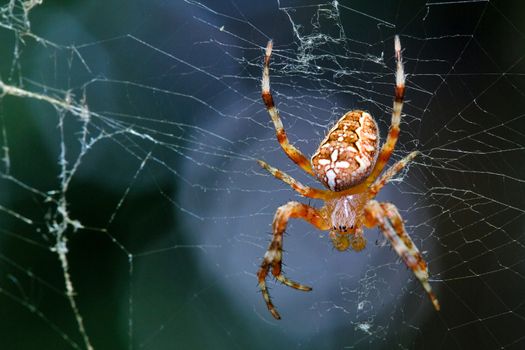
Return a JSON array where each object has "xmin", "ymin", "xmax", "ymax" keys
[
  {"xmin": 262, "ymin": 40, "xmax": 314, "ymax": 176},
  {"xmin": 364, "ymin": 200, "xmax": 440, "ymax": 311},
  {"xmin": 258, "ymin": 160, "xmax": 332, "ymax": 200},
  {"xmin": 367, "ymin": 151, "xmax": 419, "ymax": 198},
  {"xmin": 257, "ymin": 201, "xmax": 330, "ymax": 319},
  {"xmin": 363, "ymin": 35, "xmax": 406, "ymax": 187}
]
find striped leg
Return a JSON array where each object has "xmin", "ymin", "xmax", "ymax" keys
[
  {"xmin": 367, "ymin": 151, "xmax": 419, "ymax": 198},
  {"xmin": 257, "ymin": 201, "xmax": 330, "ymax": 319},
  {"xmin": 261, "ymin": 40, "xmax": 314, "ymax": 176},
  {"xmin": 363, "ymin": 35, "xmax": 406, "ymax": 186},
  {"xmin": 257, "ymin": 160, "xmax": 332, "ymax": 200},
  {"xmin": 364, "ymin": 200, "xmax": 440, "ymax": 311}
]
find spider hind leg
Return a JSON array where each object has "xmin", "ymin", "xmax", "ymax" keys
[
  {"xmin": 261, "ymin": 40, "xmax": 314, "ymax": 176},
  {"xmin": 360, "ymin": 35, "xmax": 406, "ymax": 188}
]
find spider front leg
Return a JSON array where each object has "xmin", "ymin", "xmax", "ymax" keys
[
  {"xmin": 257, "ymin": 201, "xmax": 330, "ymax": 319},
  {"xmin": 364, "ymin": 200, "xmax": 440, "ymax": 311},
  {"xmin": 261, "ymin": 40, "xmax": 314, "ymax": 176}
]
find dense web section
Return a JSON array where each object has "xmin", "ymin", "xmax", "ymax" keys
[{"xmin": 0, "ymin": 0, "xmax": 524, "ymax": 349}]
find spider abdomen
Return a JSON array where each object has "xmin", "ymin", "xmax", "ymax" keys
[{"xmin": 311, "ymin": 110, "xmax": 379, "ymax": 191}]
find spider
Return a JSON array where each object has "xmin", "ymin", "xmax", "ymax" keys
[{"xmin": 257, "ymin": 36, "xmax": 440, "ymax": 320}]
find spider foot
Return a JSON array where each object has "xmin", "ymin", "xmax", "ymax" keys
[
  {"xmin": 257, "ymin": 257, "xmax": 312, "ymax": 319},
  {"xmin": 257, "ymin": 276, "xmax": 281, "ymax": 319},
  {"xmin": 275, "ymin": 274, "xmax": 312, "ymax": 291},
  {"xmin": 414, "ymin": 268, "xmax": 441, "ymax": 311}
]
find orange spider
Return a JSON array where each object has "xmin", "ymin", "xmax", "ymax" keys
[{"xmin": 257, "ymin": 36, "xmax": 440, "ymax": 320}]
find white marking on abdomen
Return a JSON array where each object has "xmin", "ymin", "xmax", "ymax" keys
[
  {"xmin": 326, "ymin": 169, "xmax": 337, "ymax": 190},
  {"xmin": 364, "ymin": 143, "xmax": 376, "ymax": 152},
  {"xmin": 355, "ymin": 155, "xmax": 370, "ymax": 175},
  {"xmin": 331, "ymin": 149, "xmax": 339, "ymax": 162}
]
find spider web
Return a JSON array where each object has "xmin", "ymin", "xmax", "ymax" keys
[{"xmin": 0, "ymin": 0, "xmax": 524, "ymax": 349}]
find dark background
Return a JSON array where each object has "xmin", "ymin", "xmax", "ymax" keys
[{"xmin": 0, "ymin": 0, "xmax": 524, "ymax": 349}]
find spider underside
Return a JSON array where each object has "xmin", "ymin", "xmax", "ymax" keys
[{"xmin": 257, "ymin": 36, "xmax": 440, "ymax": 320}]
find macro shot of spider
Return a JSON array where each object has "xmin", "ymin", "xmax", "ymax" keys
[{"xmin": 257, "ymin": 36, "xmax": 440, "ymax": 320}]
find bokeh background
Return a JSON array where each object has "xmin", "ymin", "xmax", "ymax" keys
[{"xmin": 0, "ymin": 0, "xmax": 524, "ymax": 349}]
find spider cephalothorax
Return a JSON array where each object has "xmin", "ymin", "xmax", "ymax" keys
[{"xmin": 257, "ymin": 36, "xmax": 439, "ymax": 320}]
